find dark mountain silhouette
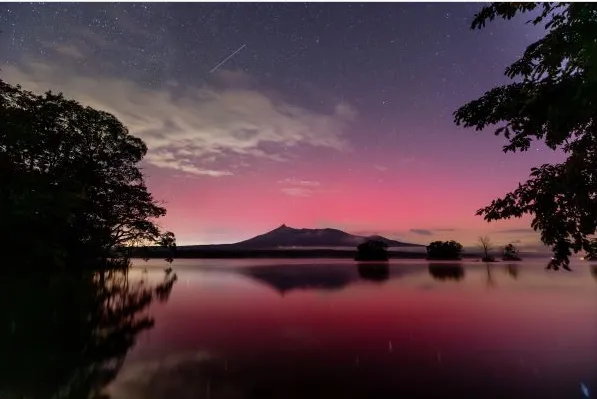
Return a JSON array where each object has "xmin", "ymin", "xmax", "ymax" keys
[{"xmin": 181, "ymin": 224, "xmax": 423, "ymax": 250}]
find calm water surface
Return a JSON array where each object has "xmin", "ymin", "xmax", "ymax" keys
[
  {"xmin": 97, "ymin": 259, "xmax": 597, "ymax": 399},
  {"xmin": 3, "ymin": 259, "xmax": 595, "ymax": 399}
]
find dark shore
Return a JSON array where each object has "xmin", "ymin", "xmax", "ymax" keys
[
  {"xmin": 131, "ymin": 247, "xmax": 547, "ymax": 260},
  {"xmin": 134, "ymin": 248, "xmax": 427, "ymax": 259}
]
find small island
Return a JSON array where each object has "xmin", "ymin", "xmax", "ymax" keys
[
  {"xmin": 426, "ymin": 240, "xmax": 463, "ymax": 261},
  {"xmin": 354, "ymin": 240, "xmax": 389, "ymax": 261},
  {"xmin": 478, "ymin": 236, "xmax": 497, "ymax": 262},
  {"xmin": 502, "ymin": 243, "xmax": 522, "ymax": 261}
]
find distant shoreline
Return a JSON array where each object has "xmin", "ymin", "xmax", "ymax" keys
[{"xmin": 133, "ymin": 248, "xmax": 551, "ymax": 260}]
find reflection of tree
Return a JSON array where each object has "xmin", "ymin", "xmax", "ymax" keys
[
  {"xmin": 505, "ymin": 264, "xmax": 519, "ymax": 280},
  {"xmin": 357, "ymin": 263, "xmax": 390, "ymax": 282},
  {"xmin": 0, "ymin": 269, "xmax": 176, "ymax": 399},
  {"xmin": 485, "ymin": 264, "xmax": 496, "ymax": 289},
  {"xmin": 428, "ymin": 263, "xmax": 464, "ymax": 281},
  {"xmin": 591, "ymin": 265, "xmax": 597, "ymax": 281}
]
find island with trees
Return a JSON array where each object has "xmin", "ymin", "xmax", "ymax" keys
[
  {"xmin": 478, "ymin": 236, "xmax": 496, "ymax": 262},
  {"xmin": 354, "ymin": 239, "xmax": 389, "ymax": 261},
  {"xmin": 426, "ymin": 240, "xmax": 463, "ymax": 261},
  {"xmin": 502, "ymin": 243, "xmax": 522, "ymax": 261}
]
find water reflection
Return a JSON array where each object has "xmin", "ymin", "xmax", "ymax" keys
[
  {"xmin": 240, "ymin": 263, "xmax": 425, "ymax": 294},
  {"xmin": 505, "ymin": 263, "xmax": 520, "ymax": 280},
  {"xmin": 101, "ymin": 259, "xmax": 597, "ymax": 399},
  {"xmin": 485, "ymin": 263, "xmax": 496, "ymax": 288},
  {"xmin": 428, "ymin": 263, "xmax": 465, "ymax": 281},
  {"xmin": 357, "ymin": 262, "xmax": 390, "ymax": 282},
  {"xmin": 241, "ymin": 264, "xmax": 354, "ymax": 295},
  {"xmin": 592, "ymin": 265, "xmax": 597, "ymax": 281},
  {"xmin": 0, "ymin": 269, "xmax": 177, "ymax": 399}
]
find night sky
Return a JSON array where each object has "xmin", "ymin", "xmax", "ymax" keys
[{"xmin": 1, "ymin": 3, "xmax": 566, "ymax": 247}]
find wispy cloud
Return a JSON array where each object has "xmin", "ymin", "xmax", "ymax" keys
[
  {"xmin": 374, "ymin": 165, "xmax": 388, "ymax": 172},
  {"xmin": 3, "ymin": 61, "xmax": 357, "ymax": 177},
  {"xmin": 278, "ymin": 178, "xmax": 321, "ymax": 187},
  {"xmin": 409, "ymin": 229, "xmax": 433, "ymax": 236},
  {"xmin": 280, "ymin": 187, "xmax": 313, "ymax": 197},
  {"xmin": 43, "ymin": 42, "xmax": 85, "ymax": 59},
  {"xmin": 496, "ymin": 228, "xmax": 536, "ymax": 234}
]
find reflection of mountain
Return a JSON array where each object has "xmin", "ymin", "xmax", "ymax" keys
[
  {"xmin": 242, "ymin": 264, "xmax": 354, "ymax": 294},
  {"xmin": 428, "ymin": 263, "xmax": 465, "ymax": 281},
  {"xmin": 240, "ymin": 263, "xmax": 421, "ymax": 294},
  {"xmin": 357, "ymin": 263, "xmax": 390, "ymax": 282},
  {"xmin": 0, "ymin": 270, "xmax": 176, "ymax": 399}
]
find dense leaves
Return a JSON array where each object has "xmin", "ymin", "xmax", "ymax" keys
[
  {"xmin": 503, "ymin": 243, "xmax": 521, "ymax": 261},
  {"xmin": 355, "ymin": 239, "xmax": 389, "ymax": 261},
  {"xmin": 454, "ymin": 3, "xmax": 597, "ymax": 267},
  {"xmin": 426, "ymin": 240, "xmax": 463, "ymax": 260},
  {"xmin": 0, "ymin": 79, "xmax": 175, "ymax": 268}
]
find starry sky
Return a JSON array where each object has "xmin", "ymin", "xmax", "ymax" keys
[{"xmin": 1, "ymin": 3, "xmax": 566, "ymax": 248}]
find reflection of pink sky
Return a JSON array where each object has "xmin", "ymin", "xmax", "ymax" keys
[{"xmin": 128, "ymin": 261, "xmax": 597, "ymax": 386}]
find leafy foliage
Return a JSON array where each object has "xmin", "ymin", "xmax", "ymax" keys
[
  {"xmin": 583, "ymin": 238, "xmax": 597, "ymax": 260},
  {"xmin": 0, "ymin": 79, "xmax": 175, "ymax": 268},
  {"xmin": 426, "ymin": 240, "xmax": 463, "ymax": 260},
  {"xmin": 454, "ymin": 3, "xmax": 597, "ymax": 268},
  {"xmin": 503, "ymin": 243, "xmax": 522, "ymax": 260},
  {"xmin": 355, "ymin": 239, "xmax": 389, "ymax": 261}
]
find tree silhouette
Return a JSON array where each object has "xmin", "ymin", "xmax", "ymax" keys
[
  {"xmin": 477, "ymin": 236, "xmax": 495, "ymax": 262},
  {"xmin": 454, "ymin": 3, "xmax": 597, "ymax": 270},
  {"xmin": 354, "ymin": 239, "xmax": 389, "ymax": 261},
  {"xmin": 503, "ymin": 243, "xmax": 522, "ymax": 261},
  {"xmin": 0, "ymin": 269, "xmax": 177, "ymax": 399},
  {"xmin": 583, "ymin": 239, "xmax": 597, "ymax": 260},
  {"xmin": 0, "ymin": 80, "xmax": 175, "ymax": 268},
  {"xmin": 426, "ymin": 240, "xmax": 463, "ymax": 260}
]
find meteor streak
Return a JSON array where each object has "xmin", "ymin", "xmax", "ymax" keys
[{"xmin": 210, "ymin": 44, "xmax": 246, "ymax": 73}]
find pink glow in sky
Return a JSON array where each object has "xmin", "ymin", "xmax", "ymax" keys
[{"xmin": 3, "ymin": 4, "xmax": 564, "ymax": 248}]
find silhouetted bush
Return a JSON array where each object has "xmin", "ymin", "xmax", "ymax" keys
[
  {"xmin": 502, "ymin": 243, "xmax": 522, "ymax": 261},
  {"xmin": 426, "ymin": 240, "xmax": 463, "ymax": 260},
  {"xmin": 355, "ymin": 240, "xmax": 389, "ymax": 261}
]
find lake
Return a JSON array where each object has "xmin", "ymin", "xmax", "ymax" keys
[{"xmin": 2, "ymin": 259, "xmax": 596, "ymax": 399}]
